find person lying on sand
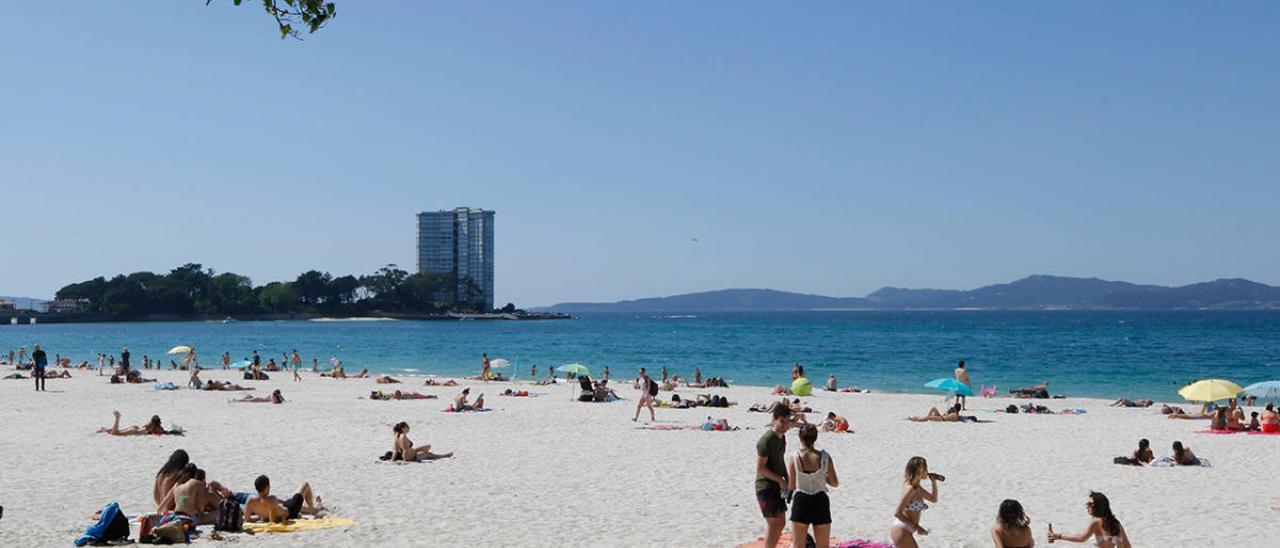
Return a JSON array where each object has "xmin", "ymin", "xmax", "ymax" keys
[
  {"xmin": 501, "ymin": 388, "xmax": 530, "ymax": 397},
  {"xmin": 1010, "ymin": 380, "xmax": 1050, "ymax": 399},
  {"xmin": 822, "ymin": 412, "xmax": 851, "ymax": 433},
  {"xmin": 424, "ymin": 378, "xmax": 459, "ymax": 387},
  {"xmin": 204, "ymin": 380, "xmax": 253, "ymax": 391},
  {"xmin": 375, "ymin": 375, "xmax": 402, "ymax": 384},
  {"xmin": 42, "ymin": 369, "xmax": 71, "ymax": 379},
  {"xmin": 839, "ymin": 386, "xmax": 866, "ymax": 393},
  {"xmin": 1110, "ymin": 398, "xmax": 1153, "ymax": 408},
  {"xmin": 1021, "ymin": 403, "xmax": 1054, "ymax": 414},
  {"xmin": 353, "ymin": 368, "xmax": 369, "ymax": 379},
  {"xmin": 452, "ymin": 388, "xmax": 485, "ymax": 411},
  {"xmin": 3, "ymin": 373, "xmax": 26, "ymax": 380},
  {"xmin": 392, "ymin": 422, "xmax": 453, "ymax": 461},
  {"xmin": 371, "ymin": 390, "xmax": 437, "ymax": 400},
  {"xmin": 125, "ymin": 370, "xmax": 157, "ymax": 384},
  {"xmin": 908, "ymin": 404, "xmax": 981, "ymax": 423},
  {"xmin": 233, "ymin": 389, "xmax": 284, "ymax": 404},
  {"xmin": 244, "ymin": 475, "xmax": 324, "ymax": 523},
  {"xmin": 98, "ymin": 411, "xmax": 180, "ymax": 436}
]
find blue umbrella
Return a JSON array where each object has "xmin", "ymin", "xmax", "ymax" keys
[
  {"xmin": 1242, "ymin": 381, "xmax": 1280, "ymax": 399},
  {"xmin": 230, "ymin": 360, "xmax": 252, "ymax": 368},
  {"xmin": 924, "ymin": 378, "xmax": 975, "ymax": 397}
]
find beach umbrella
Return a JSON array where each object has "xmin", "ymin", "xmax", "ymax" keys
[
  {"xmin": 924, "ymin": 378, "xmax": 975, "ymax": 397},
  {"xmin": 1178, "ymin": 379, "xmax": 1243, "ymax": 402},
  {"xmin": 557, "ymin": 363, "xmax": 592, "ymax": 377},
  {"xmin": 167, "ymin": 345, "xmax": 192, "ymax": 355},
  {"xmin": 490, "ymin": 358, "xmax": 511, "ymax": 369},
  {"xmin": 230, "ymin": 360, "xmax": 252, "ymax": 368},
  {"xmin": 1241, "ymin": 381, "xmax": 1280, "ymax": 399}
]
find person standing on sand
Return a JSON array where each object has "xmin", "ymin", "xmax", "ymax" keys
[
  {"xmin": 603, "ymin": 366, "xmax": 610, "ymax": 380},
  {"xmin": 6, "ymin": 348, "xmax": 13, "ymax": 365},
  {"xmin": 311, "ymin": 358, "xmax": 318, "ymax": 373},
  {"xmin": 222, "ymin": 352, "xmax": 230, "ymax": 369},
  {"xmin": 18, "ymin": 346, "xmax": 28, "ymax": 366},
  {"xmin": 694, "ymin": 367, "xmax": 702, "ymax": 385},
  {"xmin": 756, "ymin": 405, "xmax": 794, "ymax": 548},
  {"xmin": 120, "ymin": 347, "xmax": 131, "ymax": 377},
  {"xmin": 31, "ymin": 344, "xmax": 48, "ymax": 391},
  {"xmin": 954, "ymin": 361, "xmax": 970, "ymax": 410},
  {"xmin": 481, "ymin": 353, "xmax": 491, "ymax": 381},
  {"xmin": 252, "ymin": 350, "xmax": 261, "ymax": 369},
  {"xmin": 531, "ymin": 364, "xmax": 537, "ymax": 378},
  {"xmin": 291, "ymin": 350, "xmax": 302, "ymax": 382},
  {"xmin": 660, "ymin": 366, "xmax": 668, "ymax": 382},
  {"xmin": 633, "ymin": 368, "xmax": 658, "ymax": 422}
]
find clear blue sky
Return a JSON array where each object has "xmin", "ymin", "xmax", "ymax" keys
[{"xmin": 2, "ymin": 1, "xmax": 1278, "ymax": 306}]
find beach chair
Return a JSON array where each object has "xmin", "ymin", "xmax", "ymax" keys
[{"xmin": 980, "ymin": 385, "xmax": 997, "ymax": 398}]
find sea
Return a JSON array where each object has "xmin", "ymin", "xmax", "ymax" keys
[{"xmin": 3, "ymin": 310, "xmax": 1277, "ymax": 400}]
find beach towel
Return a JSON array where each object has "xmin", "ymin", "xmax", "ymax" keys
[
  {"xmin": 442, "ymin": 406, "xmax": 491, "ymax": 413},
  {"xmin": 835, "ymin": 541, "xmax": 895, "ymax": 548},
  {"xmin": 1150, "ymin": 456, "xmax": 1212, "ymax": 468},
  {"xmin": 76, "ymin": 502, "xmax": 130, "ymax": 546},
  {"xmin": 154, "ymin": 382, "xmax": 179, "ymax": 390},
  {"xmin": 738, "ymin": 531, "xmax": 890, "ymax": 548},
  {"xmin": 242, "ymin": 517, "xmax": 354, "ymax": 534},
  {"xmin": 1062, "ymin": 409, "xmax": 1087, "ymax": 414},
  {"xmin": 1246, "ymin": 430, "xmax": 1280, "ymax": 436},
  {"xmin": 1195, "ymin": 429, "xmax": 1246, "ymax": 435}
]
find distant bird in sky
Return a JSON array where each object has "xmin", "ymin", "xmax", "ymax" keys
[{"xmin": 691, "ymin": 237, "xmax": 700, "ymax": 243}]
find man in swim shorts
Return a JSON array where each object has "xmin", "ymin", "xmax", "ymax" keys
[{"xmin": 244, "ymin": 475, "xmax": 322, "ymax": 523}]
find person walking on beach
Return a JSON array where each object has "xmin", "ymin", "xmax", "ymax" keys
[
  {"xmin": 96, "ymin": 352, "xmax": 105, "ymax": 373},
  {"xmin": 954, "ymin": 361, "xmax": 970, "ymax": 410},
  {"xmin": 120, "ymin": 347, "xmax": 131, "ymax": 377},
  {"xmin": 291, "ymin": 350, "xmax": 302, "ymax": 382},
  {"xmin": 788, "ymin": 424, "xmax": 838, "ymax": 548},
  {"xmin": 31, "ymin": 344, "xmax": 48, "ymax": 391},
  {"xmin": 633, "ymin": 368, "xmax": 658, "ymax": 422},
  {"xmin": 182, "ymin": 346, "xmax": 198, "ymax": 370},
  {"xmin": 756, "ymin": 404, "xmax": 794, "ymax": 548},
  {"xmin": 252, "ymin": 350, "xmax": 261, "ymax": 369},
  {"xmin": 481, "ymin": 353, "xmax": 491, "ymax": 381}
]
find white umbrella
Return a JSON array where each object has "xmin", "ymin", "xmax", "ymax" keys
[
  {"xmin": 1242, "ymin": 381, "xmax": 1280, "ymax": 399},
  {"xmin": 490, "ymin": 358, "xmax": 511, "ymax": 369},
  {"xmin": 167, "ymin": 346, "xmax": 192, "ymax": 355}
]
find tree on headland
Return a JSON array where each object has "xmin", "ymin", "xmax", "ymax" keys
[
  {"xmin": 53, "ymin": 263, "xmax": 495, "ymax": 319},
  {"xmin": 211, "ymin": 0, "xmax": 337, "ymax": 39}
]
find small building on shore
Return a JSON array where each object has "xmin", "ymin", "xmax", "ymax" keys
[{"xmin": 46, "ymin": 299, "xmax": 89, "ymax": 314}]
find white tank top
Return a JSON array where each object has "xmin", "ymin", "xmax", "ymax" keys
[{"xmin": 793, "ymin": 450, "xmax": 829, "ymax": 495}]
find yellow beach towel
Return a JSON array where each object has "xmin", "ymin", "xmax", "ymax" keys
[{"xmin": 243, "ymin": 517, "xmax": 354, "ymax": 534}]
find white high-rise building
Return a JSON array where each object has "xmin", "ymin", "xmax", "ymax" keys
[{"xmin": 416, "ymin": 208, "xmax": 495, "ymax": 310}]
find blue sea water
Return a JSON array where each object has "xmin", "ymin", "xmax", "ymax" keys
[{"xmin": 2, "ymin": 311, "xmax": 1277, "ymax": 400}]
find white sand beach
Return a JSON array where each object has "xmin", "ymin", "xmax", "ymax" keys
[{"xmin": 1, "ymin": 368, "xmax": 1276, "ymax": 547}]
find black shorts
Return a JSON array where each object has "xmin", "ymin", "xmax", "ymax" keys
[
  {"xmin": 756, "ymin": 484, "xmax": 787, "ymax": 518},
  {"xmin": 789, "ymin": 491, "xmax": 831, "ymax": 525},
  {"xmin": 283, "ymin": 493, "xmax": 304, "ymax": 519}
]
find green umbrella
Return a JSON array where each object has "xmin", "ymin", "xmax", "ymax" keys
[{"xmin": 556, "ymin": 363, "xmax": 592, "ymax": 377}]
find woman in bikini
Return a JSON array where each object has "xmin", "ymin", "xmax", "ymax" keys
[
  {"xmin": 98, "ymin": 411, "xmax": 175, "ymax": 436},
  {"xmin": 991, "ymin": 499, "xmax": 1034, "ymax": 548},
  {"xmin": 392, "ymin": 422, "xmax": 453, "ymax": 461},
  {"xmin": 1047, "ymin": 492, "xmax": 1130, "ymax": 547},
  {"xmin": 153, "ymin": 449, "xmax": 190, "ymax": 505},
  {"xmin": 890, "ymin": 456, "xmax": 942, "ymax": 547},
  {"xmin": 1171, "ymin": 441, "xmax": 1200, "ymax": 466},
  {"xmin": 233, "ymin": 389, "xmax": 285, "ymax": 404}
]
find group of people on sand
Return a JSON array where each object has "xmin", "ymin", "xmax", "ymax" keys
[
  {"xmin": 153, "ymin": 449, "xmax": 325, "ymax": 526},
  {"xmin": 1160, "ymin": 398, "xmax": 1278, "ymax": 432},
  {"xmin": 753, "ymin": 405, "xmax": 1132, "ymax": 548},
  {"xmin": 1115, "ymin": 438, "xmax": 1206, "ymax": 466}
]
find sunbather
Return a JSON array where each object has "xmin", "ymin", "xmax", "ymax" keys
[
  {"xmin": 154, "ymin": 449, "xmax": 191, "ymax": 505},
  {"xmin": 907, "ymin": 404, "xmax": 971, "ymax": 423},
  {"xmin": 452, "ymin": 388, "xmax": 484, "ymax": 411},
  {"xmin": 1110, "ymin": 398, "xmax": 1153, "ymax": 408},
  {"xmin": 157, "ymin": 464, "xmax": 216, "ymax": 515},
  {"xmin": 1010, "ymin": 380, "xmax": 1050, "ymax": 399},
  {"xmin": 233, "ymin": 389, "xmax": 284, "ymax": 404},
  {"xmin": 424, "ymin": 378, "xmax": 458, "ymax": 386},
  {"xmin": 1171, "ymin": 441, "xmax": 1201, "ymax": 466},
  {"xmin": 244, "ymin": 475, "xmax": 323, "ymax": 523},
  {"xmin": 501, "ymin": 388, "xmax": 530, "ymax": 397},
  {"xmin": 391, "ymin": 422, "xmax": 453, "ymax": 461},
  {"xmin": 375, "ymin": 375, "xmax": 402, "ymax": 384},
  {"xmin": 98, "ymin": 410, "xmax": 178, "ymax": 436},
  {"xmin": 822, "ymin": 412, "xmax": 851, "ymax": 433},
  {"xmin": 371, "ymin": 390, "xmax": 437, "ymax": 400},
  {"xmin": 204, "ymin": 380, "xmax": 253, "ymax": 391}
]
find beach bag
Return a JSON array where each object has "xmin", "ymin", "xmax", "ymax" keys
[
  {"xmin": 75, "ymin": 501, "xmax": 130, "ymax": 546},
  {"xmin": 1005, "ymin": 404, "xmax": 1018, "ymax": 414},
  {"xmin": 1113, "ymin": 456, "xmax": 1137, "ymax": 465},
  {"xmin": 214, "ymin": 497, "xmax": 243, "ymax": 532},
  {"xmin": 647, "ymin": 378, "xmax": 659, "ymax": 396}
]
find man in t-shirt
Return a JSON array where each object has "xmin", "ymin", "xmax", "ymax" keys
[
  {"xmin": 755, "ymin": 404, "xmax": 793, "ymax": 548},
  {"xmin": 31, "ymin": 344, "xmax": 48, "ymax": 392}
]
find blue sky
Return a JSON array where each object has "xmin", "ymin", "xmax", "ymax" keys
[{"xmin": 2, "ymin": 1, "xmax": 1277, "ymax": 306}]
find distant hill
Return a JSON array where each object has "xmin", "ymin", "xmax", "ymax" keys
[
  {"xmin": 0, "ymin": 296, "xmax": 44, "ymax": 310},
  {"xmin": 538, "ymin": 276, "xmax": 1280, "ymax": 312}
]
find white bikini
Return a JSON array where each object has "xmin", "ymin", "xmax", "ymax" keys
[{"xmin": 892, "ymin": 500, "xmax": 929, "ymax": 533}]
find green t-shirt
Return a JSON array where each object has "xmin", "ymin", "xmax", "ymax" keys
[{"xmin": 755, "ymin": 430, "xmax": 786, "ymax": 492}]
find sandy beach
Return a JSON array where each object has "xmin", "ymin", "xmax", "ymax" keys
[{"xmin": 1, "ymin": 367, "xmax": 1276, "ymax": 547}]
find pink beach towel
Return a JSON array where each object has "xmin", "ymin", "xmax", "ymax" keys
[{"xmin": 1195, "ymin": 429, "xmax": 1246, "ymax": 435}]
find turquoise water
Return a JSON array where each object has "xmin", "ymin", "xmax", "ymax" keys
[{"xmin": 2, "ymin": 311, "xmax": 1277, "ymax": 400}]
